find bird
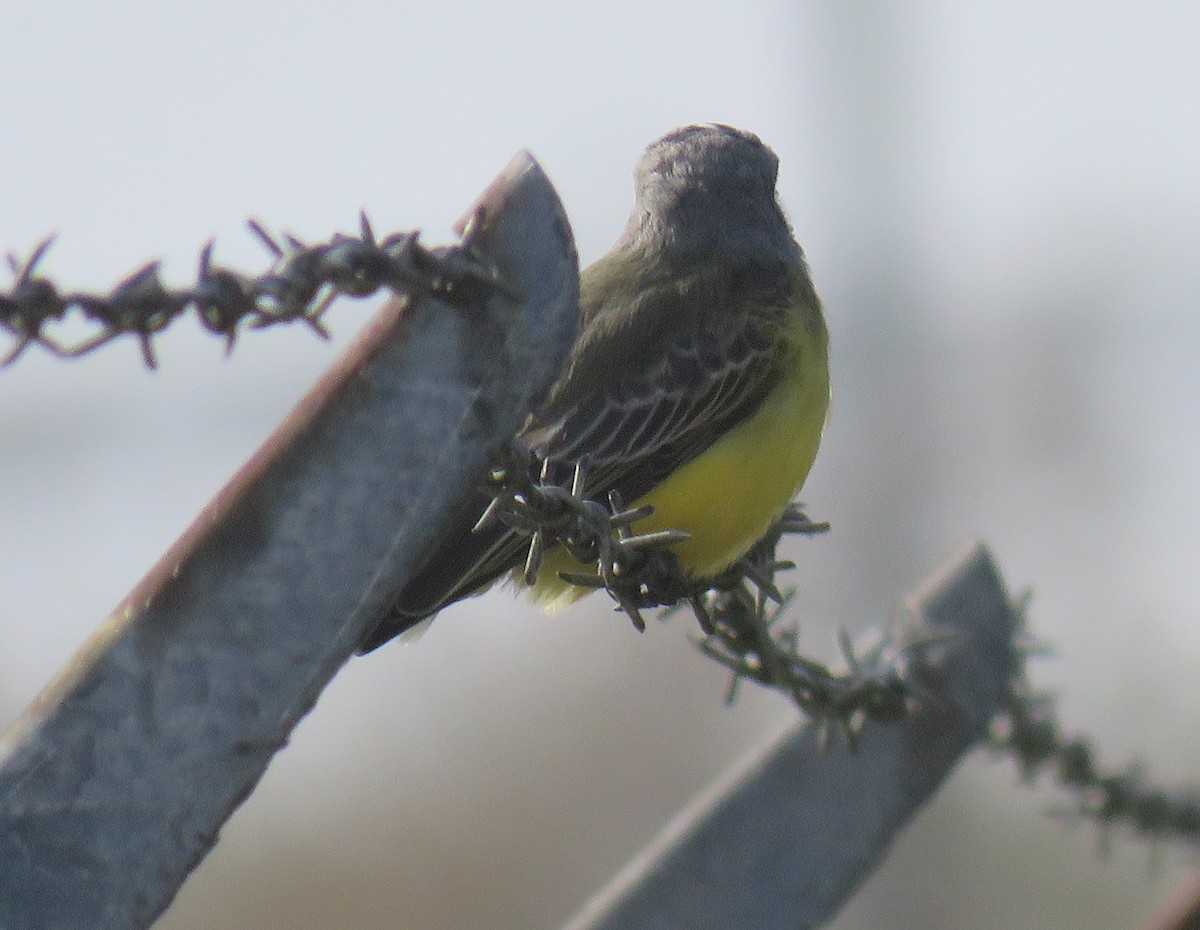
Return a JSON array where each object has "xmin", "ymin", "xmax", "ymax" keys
[{"xmin": 360, "ymin": 123, "xmax": 829, "ymax": 652}]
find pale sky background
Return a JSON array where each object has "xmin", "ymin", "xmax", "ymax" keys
[{"xmin": 3, "ymin": 3, "xmax": 1200, "ymax": 929}]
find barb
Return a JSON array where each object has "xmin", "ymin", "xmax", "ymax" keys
[
  {"xmin": 1, "ymin": 216, "xmax": 515, "ymax": 368},
  {"xmin": 1, "ymin": 236, "xmax": 69, "ymax": 366}
]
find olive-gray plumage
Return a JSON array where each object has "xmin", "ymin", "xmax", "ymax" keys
[{"xmin": 360, "ymin": 124, "xmax": 825, "ymax": 652}]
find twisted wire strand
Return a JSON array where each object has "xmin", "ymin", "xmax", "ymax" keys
[
  {"xmin": 490, "ymin": 455, "xmax": 1200, "ymax": 847},
  {"xmin": 0, "ymin": 211, "xmax": 510, "ymax": 368}
]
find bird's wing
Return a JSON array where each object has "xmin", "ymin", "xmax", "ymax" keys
[
  {"xmin": 523, "ymin": 263, "xmax": 791, "ymax": 503},
  {"xmin": 358, "ymin": 260, "xmax": 796, "ymax": 651}
]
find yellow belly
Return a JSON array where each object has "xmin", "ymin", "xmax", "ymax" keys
[{"xmin": 526, "ymin": 331, "xmax": 830, "ymax": 609}]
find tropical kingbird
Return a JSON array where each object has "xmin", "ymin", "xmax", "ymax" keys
[{"xmin": 360, "ymin": 123, "xmax": 829, "ymax": 652}]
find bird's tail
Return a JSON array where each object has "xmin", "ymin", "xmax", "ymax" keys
[{"xmin": 357, "ymin": 487, "xmax": 523, "ymax": 653}]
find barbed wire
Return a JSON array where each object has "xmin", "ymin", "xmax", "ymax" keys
[
  {"xmin": 0, "ymin": 212, "xmax": 511, "ymax": 368},
  {"xmin": 486, "ymin": 455, "xmax": 1200, "ymax": 846},
  {"xmin": 485, "ymin": 452, "xmax": 946, "ymax": 747},
  {"xmin": 990, "ymin": 601, "xmax": 1200, "ymax": 851}
]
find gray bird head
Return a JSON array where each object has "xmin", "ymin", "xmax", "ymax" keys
[{"xmin": 618, "ymin": 124, "xmax": 799, "ymax": 262}]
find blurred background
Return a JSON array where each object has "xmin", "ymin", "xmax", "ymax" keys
[{"xmin": 3, "ymin": 3, "xmax": 1199, "ymax": 927}]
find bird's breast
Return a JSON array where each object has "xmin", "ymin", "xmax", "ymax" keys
[{"xmin": 627, "ymin": 330, "xmax": 830, "ymax": 578}]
